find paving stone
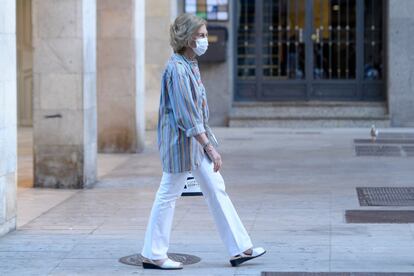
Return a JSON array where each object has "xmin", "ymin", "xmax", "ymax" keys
[{"xmin": 4, "ymin": 127, "xmax": 414, "ymax": 275}]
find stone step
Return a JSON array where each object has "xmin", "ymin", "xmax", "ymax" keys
[{"xmin": 229, "ymin": 101, "xmax": 391, "ymax": 128}]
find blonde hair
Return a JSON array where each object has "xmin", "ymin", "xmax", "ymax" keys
[{"xmin": 170, "ymin": 13, "xmax": 207, "ymax": 54}]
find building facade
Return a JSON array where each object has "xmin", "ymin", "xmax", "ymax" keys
[
  {"xmin": 181, "ymin": 0, "xmax": 414, "ymax": 128},
  {"xmin": 1, "ymin": 0, "xmax": 414, "ymax": 236}
]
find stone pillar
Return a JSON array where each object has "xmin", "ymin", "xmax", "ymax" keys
[
  {"xmin": 32, "ymin": 0, "xmax": 97, "ymax": 188},
  {"xmin": 145, "ymin": 0, "xmax": 177, "ymax": 129},
  {"xmin": 0, "ymin": 0, "xmax": 17, "ymax": 235},
  {"xmin": 97, "ymin": 0, "xmax": 145, "ymax": 152},
  {"xmin": 135, "ymin": 0, "xmax": 146, "ymax": 150},
  {"xmin": 388, "ymin": 0, "xmax": 414, "ymax": 127}
]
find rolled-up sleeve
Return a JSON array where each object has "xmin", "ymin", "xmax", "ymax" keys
[{"xmin": 168, "ymin": 62, "xmax": 205, "ymax": 137}]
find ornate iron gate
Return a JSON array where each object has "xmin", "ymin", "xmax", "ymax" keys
[{"xmin": 235, "ymin": 0, "xmax": 385, "ymax": 101}]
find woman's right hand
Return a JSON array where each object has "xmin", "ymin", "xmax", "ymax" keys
[{"xmin": 205, "ymin": 144, "xmax": 222, "ymax": 172}]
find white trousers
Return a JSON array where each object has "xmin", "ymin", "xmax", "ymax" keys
[{"xmin": 141, "ymin": 153, "xmax": 253, "ymax": 260}]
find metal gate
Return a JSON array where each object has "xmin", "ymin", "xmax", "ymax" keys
[{"xmin": 234, "ymin": 0, "xmax": 385, "ymax": 101}]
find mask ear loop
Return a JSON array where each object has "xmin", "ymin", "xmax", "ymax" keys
[{"xmin": 187, "ymin": 37, "xmax": 196, "ymax": 49}]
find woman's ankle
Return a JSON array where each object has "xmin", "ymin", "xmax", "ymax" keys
[
  {"xmin": 243, "ymin": 247, "xmax": 253, "ymax": 255},
  {"xmin": 142, "ymin": 257, "xmax": 168, "ymax": 264},
  {"xmin": 154, "ymin": 258, "xmax": 168, "ymax": 265}
]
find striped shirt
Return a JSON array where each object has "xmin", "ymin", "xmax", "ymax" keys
[{"xmin": 157, "ymin": 53, "xmax": 210, "ymax": 173}]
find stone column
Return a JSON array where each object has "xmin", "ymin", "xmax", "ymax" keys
[
  {"xmin": 32, "ymin": 0, "xmax": 97, "ymax": 188},
  {"xmin": 135, "ymin": 0, "xmax": 146, "ymax": 150},
  {"xmin": 0, "ymin": 0, "xmax": 17, "ymax": 235},
  {"xmin": 388, "ymin": 0, "xmax": 414, "ymax": 127},
  {"xmin": 97, "ymin": 0, "xmax": 145, "ymax": 153},
  {"xmin": 144, "ymin": 0, "xmax": 177, "ymax": 129}
]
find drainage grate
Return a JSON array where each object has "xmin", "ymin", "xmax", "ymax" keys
[
  {"xmin": 119, "ymin": 253, "xmax": 201, "ymax": 266},
  {"xmin": 353, "ymin": 139, "xmax": 414, "ymax": 144},
  {"xmin": 354, "ymin": 145, "xmax": 401, "ymax": 157},
  {"xmin": 345, "ymin": 210, "xmax": 414, "ymax": 223},
  {"xmin": 262, "ymin": 272, "xmax": 414, "ymax": 276},
  {"xmin": 403, "ymin": 146, "xmax": 414, "ymax": 157},
  {"xmin": 356, "ymin": 187, "xmax": 414, "ymax": 206},
  {"xmin": 377, "ymin": 132, "xmax": 414, "ymax": 140}
]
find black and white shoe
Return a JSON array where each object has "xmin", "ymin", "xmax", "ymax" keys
[
  {"xmin": 142, "ymin": 257, "xmax": 183, "ymax": 270},
  {"xmin": 230, "ymin": 247, "xmax": 266, "ymax": 267}
]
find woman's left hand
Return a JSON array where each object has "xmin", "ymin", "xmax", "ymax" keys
[{"xmin": 205, "ymin": 144, "xmax": 222, "ymax": 172}]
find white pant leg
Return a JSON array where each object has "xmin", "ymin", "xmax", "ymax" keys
[
  {"xmin": 192, "ymin": 154, "xmax": 253, "ymax": 257},
  {"xmin": 141, "ymin": 171, "xmax": 188, "ymax": 260}
]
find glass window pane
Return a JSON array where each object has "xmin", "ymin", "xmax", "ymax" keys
[
  {"xmin": 364, "ymin": 0, "xmax": 383, "ymax": 80},
  {"xmin": 313, "ymin": 0, "xmax": 356, "ymax": 80},
  {"xmin": 237, "ymin": 0, "xmax": 256, "ymax": 79},
  {"xmin": 262, "ymin": 0, "xmax": 306, "ymax": 80}
]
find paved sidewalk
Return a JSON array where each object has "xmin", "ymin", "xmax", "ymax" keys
[{"xmin": 2, "ymin": 127, "xmax": 414, "ymax": 275}]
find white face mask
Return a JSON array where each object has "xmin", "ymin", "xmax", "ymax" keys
[{"xmin": 192, "ymin": 37, "xmax": 208, "ymax": 56}]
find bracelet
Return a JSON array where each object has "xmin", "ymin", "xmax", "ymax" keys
[{"xmin": 202, "ymin": 140, "xmax": 211, "ymax": 150}]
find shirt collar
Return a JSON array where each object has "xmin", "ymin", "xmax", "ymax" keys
[{"xmin": 174, "ymin": 53, "xmax": 198, "ymax": 66}]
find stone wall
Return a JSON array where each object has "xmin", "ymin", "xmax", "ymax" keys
[
  {"xmin": 387, "ymin": 0, "xmax": 414, "ymax": 127},
  {"xmin": 0, "ymin": 0, "xmax": 17, "ymax": 236},
  {"xmin": 32, "ymin": 0, "xmax": 97, "ymax": 188},
  {"xmin": 198, "ymin": 43, "xmax": 233, "ymax": 126}
]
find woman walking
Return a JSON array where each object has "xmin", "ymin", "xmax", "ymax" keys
[{"xmin": 140, "ymin": 13, "xmax": 266, "ymax": 270}]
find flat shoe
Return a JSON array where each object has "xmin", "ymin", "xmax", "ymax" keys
[
  {"xmin": 230, "ymin": 247, "xmax": 266, "ymax": 267},
  {"xmin": 142, "ymin": 257, "xmax": 183, "ymax": 270}
]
